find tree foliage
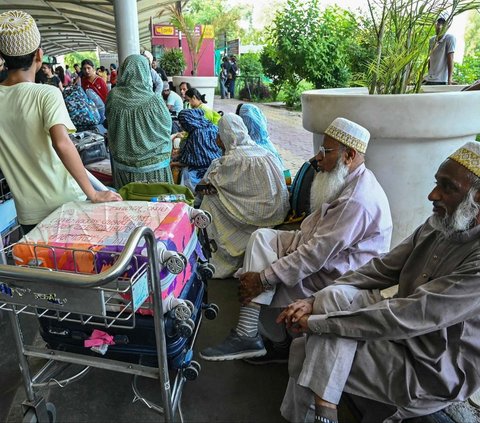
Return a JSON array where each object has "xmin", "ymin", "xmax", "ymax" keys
[
  {"xmin": 454, "ymin": 54, "xmax": 480, "ymax": 84},
  {"xmin": 264, "ymin": 0, "xmax": 362, "ymax": 89},
  {"xmin": 184, "ymin": 0, "xmax": 247, "ymax": 49},
  {"xmin": 365, "ymin": 0, "xmax": 480, "ymax": 94},
  {"xmin": 465, "ymin": 10, "xmax": 480, "ymax": 56},
  {"xmin": 260, "ymin": 44, "xmax": 287, "ymax": 101},
  {"xmin": 64, "ymin": 51, "xmax": 98, "ymax": 69},
  {"xmin": 237, "ymin": 53, "xmax": 263, "ymax": 77}
]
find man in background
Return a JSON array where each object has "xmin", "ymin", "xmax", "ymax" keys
[{"xmin": 423, "ymin": 15, "xmax": 456, "ymax": 85}]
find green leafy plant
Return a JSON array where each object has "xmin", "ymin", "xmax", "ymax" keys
[
  {"xmin": 365, "ymin": 0, "xmax": 480, "ymax": 94},
  {"xmin": 453, "ymin": 54, "xmax": 480, "ymax": 84},
  {"xmin": 184, "ymin": 0, "xmax": 245, "ymax": 49},
  {"xmin": 265, "ymin": 1, "xmax": 361, "ymax": 90},
  {"xmin": 260, "ymin": 45, "xmax": 287, "ymax": 101},
  {"xmin": 158, "ymin": 48, "xmax": 187, "ymax": 76},
  {"xmin": 237, "ymin": 53, "xmax": 263, "ymax": 77},
  {"xmin": 168, "ymin": 5, "xmax": 206, "ymax": 76},
  {"xmin": 64, "ymin": 51, "xmax": 99, "ymax": 69}
]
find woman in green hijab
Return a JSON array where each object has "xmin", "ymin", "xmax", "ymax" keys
[{"xmin": 106, "ymin": 54, "xmax": 173, "ymax": 189}]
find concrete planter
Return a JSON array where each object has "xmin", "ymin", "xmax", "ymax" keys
[
  {"xmin": 302, "ymin": 87, "xmax": 480, "ymax": 247},
  {"xmin": 172, "ymin": 76, "xmax": 218, "ymax": 108}
]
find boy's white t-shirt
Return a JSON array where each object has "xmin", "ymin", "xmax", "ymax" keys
[{"xmin": 0, "ymin": 82, "xmax": 85, "ymax": 225}]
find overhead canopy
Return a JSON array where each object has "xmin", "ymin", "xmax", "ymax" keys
[{"xmin": 0, "ymin": 0, "xmax": 184, "ymax": 56}]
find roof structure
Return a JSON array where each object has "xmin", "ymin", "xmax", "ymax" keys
[{"xmin": 0, "ymin": 0, "xmax": 185, "ymax": 56}]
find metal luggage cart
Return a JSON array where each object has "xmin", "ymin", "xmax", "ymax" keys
[{"xmin": 0, "ymin": 226, "xmax": 207, "ymax": 423}]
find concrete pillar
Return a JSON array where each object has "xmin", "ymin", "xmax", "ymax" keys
[{"xmin": 113, "ymin": 0, "xmax": 140, "ymax": 66}]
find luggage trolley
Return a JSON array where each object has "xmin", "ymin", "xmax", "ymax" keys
[{"xmin": 0, "ymin": 224, "xmax": 216, "ymax": 423}]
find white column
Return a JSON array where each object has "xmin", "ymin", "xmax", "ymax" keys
[{"xmin": 113, "ymin": 0, "xmax": 140, "ymax": 66}]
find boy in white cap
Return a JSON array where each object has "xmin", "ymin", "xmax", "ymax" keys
[
  {"xmin": 279, "ymin": 141, "xmax": 480, "ymax": 423},
  {"xmin": 201, "ymin": 117, "xmax": 393, "ymax": 363},
  {"xmin": 0, "ymin": 10, "xmax": 121, "ymax": 233}
]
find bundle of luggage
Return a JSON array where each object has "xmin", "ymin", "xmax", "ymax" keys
[
  {"xmin": 63, "ymin": 85, "xmax": 102, "ymax": 131},
  {"xmin": 14, "ymin": 199, "xmax": 216, "ymax": 370}
]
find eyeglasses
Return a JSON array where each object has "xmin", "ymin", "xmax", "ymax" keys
[{"xmin": 316, "ymin": 146, "xmax": 341, "ymax": 159}]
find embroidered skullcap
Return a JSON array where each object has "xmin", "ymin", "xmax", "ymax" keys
[
  {"xmin": 163, "ymin": 81, "xmax": 170, "ymax": 91},
  {"xmin": 0, "ymin": 10, "xmax": 41, "ymax": 56},
  {"xmin": 449, "ymin": 142, "xmax": 480, "ymax": 178},
  {"xmin": 324, "ymin": 117, "xmax": 370, "ymax": 154}
]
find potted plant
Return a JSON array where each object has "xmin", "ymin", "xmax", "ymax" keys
[
  {"xmin": 158, "ymin": 48, "xmax": 186, "ymax": 77},
  {"xmin": 301, "ymin": 0, "xmax": 480, "ymax": 247},
  {"xmin": 167, "ymin": 4, "xmax": 218, "ymax": 106}
]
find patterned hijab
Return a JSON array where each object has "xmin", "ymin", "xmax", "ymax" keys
[
  {"xmin": 218, "ymin": 113, "xmax": 257, "ymax": 152},
  {"xmin": 178, "ymin": 108, "xmax": 221, "ymax": 169},
  {"xmin": 238, "ymin": 104, "xmax": 284, "ymax": 164},
  {"xmin": 106, "ymin": 54, "xmax": 172, "ymax": 167}
]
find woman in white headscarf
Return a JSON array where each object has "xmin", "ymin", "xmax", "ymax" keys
[{"xmin": 200, "ymin": 113, "xmax": 290, "ymax": 278}]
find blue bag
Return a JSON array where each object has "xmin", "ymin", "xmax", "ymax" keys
[
  {"xmin": 286, "ymin": 161, "xmax": 315, "ymax": 223},
  {"xmin": 63, "ymin": 85, "xmax": 100, "ymax": 130}
]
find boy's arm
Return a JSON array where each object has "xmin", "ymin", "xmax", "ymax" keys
[{"xmin": 50, "ymin": 124, "xmax": 122, "ymax": 202}]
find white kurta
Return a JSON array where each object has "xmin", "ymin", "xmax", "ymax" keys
[{"xmin": 247, "ymin": 163, "xmax": 393, "ymax": 308}]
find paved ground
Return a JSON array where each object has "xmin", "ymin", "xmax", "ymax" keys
[{"xmin": 213, "ymin": 97, "xmax": 315, "ymax": 176}]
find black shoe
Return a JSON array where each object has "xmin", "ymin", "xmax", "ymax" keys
[
  {"xmin": 199, "ymin": 330, "xmax": 266, "ymax": 361},
  {"xmin": 243, "ymin": 337, "xmax": 290, "ymax": 365}
]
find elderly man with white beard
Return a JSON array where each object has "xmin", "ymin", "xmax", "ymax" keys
[
  {"xmin": 200, "ymin": 117, "xmax": 393, "ymax": 363},
  {"xmin": 278, "ymin": 141, "xmax": 480, "ymax": 423}
]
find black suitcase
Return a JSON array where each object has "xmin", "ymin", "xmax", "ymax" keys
[
  {"xmin": 69, "ymin": 131, "xmax": 108, "ymax": 165},
  {"xmin": 38, "ymin": 269, "xmax": 207, "ymax": 370}
]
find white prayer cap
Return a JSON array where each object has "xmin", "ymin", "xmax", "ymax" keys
[
  {"xmin": 143, "ymin": 50, "xmax": 153, "ymax": 64},
  {"xmin": 0, "ymin": 10, "xmax": 41, "ymax": 56},
  {"xmin": 449, "ymin": 142, "xmax": 480, "ymax": 178},
  {"xmin": 324, "ymin": 117, "xmax": 370, "ymax": 154}
]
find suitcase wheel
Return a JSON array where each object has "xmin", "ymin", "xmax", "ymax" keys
[
  {"xmin": 193, "ymin": 211, "xmax": 212, "ymax": 229},
  {"xmin": 176, "ymin": 318, "xmax": 195, "ymax": 338},
  {"xmin": 183, "ymin": 360, "xmax": 201, "ymax": 381},
  {"xmin": 198, "ymin": 262, "xmax": 215, "ymax": 280},
  {"xmin": 165, "ymin": 253, "xmax": 187, "ymax": 275},
  {"xmin": 171, "ymin": 301, "xmax": 193, "ymax": 321},
  {"xmin": 184, "ymin": 299, "xmax": 195, "ymax": 313},
  {"xmin": 204, "ymin": 303, "xmax": 219, "ymax": 320}
]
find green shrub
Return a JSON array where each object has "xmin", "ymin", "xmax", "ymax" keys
[
  {"xmin": 260, "ymin": 45, "xmax": 286, "ymax": 101},
  {"xmin": 237, "ymin": 53, "xmax": 263, "ymax": 78},
  {"xmin": 239, "ymin": 79, "xmax": 271, "ymax": 101},
  {"xmin": 454, "ymin": 54, "xmax": 480, "ymax": 85},
  {"xmin": 278, "ymin": 80, "xmax": 314, "ymax": 109},
  {"xmin": 159, "ymin": 48, "xmax": 187, "ymax": 76},
  {"xmin": 266, "ymin": 1, "xmax": 360, "ymax": 90}
]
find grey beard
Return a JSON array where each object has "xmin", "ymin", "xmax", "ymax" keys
[
  {"xmin": 430, "ymin": 188, "xmax": 480, "ymax": 237},
  {"xmin": 310, "ymin": 159, "xmax": 349, "ymax": 213}
]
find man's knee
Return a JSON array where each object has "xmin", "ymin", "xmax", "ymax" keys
[{"xmin": 312, "ymin": 285, "xmax": 362, "ymax": 314}]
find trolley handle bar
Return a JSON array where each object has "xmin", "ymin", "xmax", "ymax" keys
[{"xmin": 0, "ymin": 226, "xmax": 157, "ymax": 289}]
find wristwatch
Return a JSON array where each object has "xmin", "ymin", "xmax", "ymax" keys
[{"xmin": 260, "ymin": 271, "xmax": 275, "ymax": 292}]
